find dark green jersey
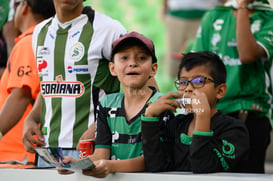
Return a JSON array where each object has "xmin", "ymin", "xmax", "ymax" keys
[
  {"xmin": 0, "ymin": 0, "xmax": 9, "ymax": 29},
  {"xmin": 192, "ymin": 7, "xmax": 273, "ymax": 119},
  {"xmin": 95, "ymin": 88, "xmax": 162, "ymax": 160}
]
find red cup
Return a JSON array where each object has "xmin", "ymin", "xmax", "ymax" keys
[{"xmin": 79, "ymin": 139, "xmax": 94, "ymax": 159}]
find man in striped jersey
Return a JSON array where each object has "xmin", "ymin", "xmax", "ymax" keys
[{"xmin": 22, "ymin": 0, "xmax": 127, "ymax": 167}]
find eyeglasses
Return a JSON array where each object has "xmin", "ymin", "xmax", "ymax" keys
[
  {"xmin": 15, "ymin": 0, "xmax": 26, "ymax": 3},
  {"xmin": 174, "ymin": 76, "xmax": 219, "ymax": 90}
]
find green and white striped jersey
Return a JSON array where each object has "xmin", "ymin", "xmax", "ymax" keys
[
  {"xmin": 95, "ymin": 87, "xmax": 162, "ymax": 160},
  {"xmin": 191, "ymin": 7, "xmax": 273, "ymax": 119},
  {"xmin": 32, "ymin": 7, "xmax": 127, "ymax": 148}
]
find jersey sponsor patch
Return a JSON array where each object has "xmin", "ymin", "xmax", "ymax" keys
[
  {"xmin": 37, "ymin": 59, "xmax": 48, "ymax": 76},
  {"xmin": 112, "ymin": 131, "xmax": 141, "ymax": 144},
  {"xmin": 37, "ymin": 46, "xmax": 50, "ymax": 56},
  {"xmin": 67, "ymin": 65, "xmax": 89, "ymax": 74},
  {"xmin": 41, "ymin": 80, "xmax": 85, "ymax": 97}
]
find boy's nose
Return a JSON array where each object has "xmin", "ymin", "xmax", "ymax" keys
[
  {"xmin": 181, "ymin": 90, "xmax": 193, "ymax": 99},
  {"xmin": 128, "ymin": 58, "xmax": 137, "ymax": 67},
  {"xmin": 184, "ymin": 83, "xmax": 194, "ymax": 92}
]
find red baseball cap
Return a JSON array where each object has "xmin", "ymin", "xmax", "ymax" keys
[{"xmin": 111, "ymin": 31, "xmax": 157, "ymax": 63}]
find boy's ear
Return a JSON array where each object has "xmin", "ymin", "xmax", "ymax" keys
[
  {"xmin": 149, "ymin": 63, "xmax": 158, "ymax": 78},
  {"xmin": 109, "ymin": 62, "xmax": 117, "ymax": 76},
  {"xmin": 215, "ymin": 83, "xmax": 227, "ymax": 100},
  {"xmin": 21, "ymin": 1, "xmax": 29, "ymax": 15}
]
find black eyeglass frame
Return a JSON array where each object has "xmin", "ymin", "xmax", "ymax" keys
[
  {"xmin": 174, "ymin": 76, "xmax": 220, "ymax": 90},
  {"xmin": 15, "ymin": 0, "xmax": 26, "ymax": 3}
]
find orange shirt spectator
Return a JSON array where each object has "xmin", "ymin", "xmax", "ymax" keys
[{"xmin": 0, "ymin": 26, "xmax": 40, "ymax": 164}]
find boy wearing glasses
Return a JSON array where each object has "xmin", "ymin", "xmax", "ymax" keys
[{"xmin": 141, "ymin": 51, "xmax": 249, "ymax": 173}]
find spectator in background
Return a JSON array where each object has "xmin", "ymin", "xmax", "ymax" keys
[
  {"xmin": 0, "ymin": 1, "xmax": 10, "ymax": 30},
  {"xmin": 0, "ymin": 0, "xmax": 55, "ymax": 166},
  {"xmin": 1, "ymin": 0, "xmax": 21, "ymax": 77},
  {"xmin": 163, "ymin": 0, "xmax": 224, "ymax": 79},
  {"xmin": 0, "ymin": 0, "xmax": 11, "ymax": 77},
  {"xmin": 191, "ymin": 0, "xmax": 273, "ymax": 173}
]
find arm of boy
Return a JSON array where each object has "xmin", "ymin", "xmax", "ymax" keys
[
  {"xmin": 190, "ymin": 113, "xmax": 249, "ymax": 173},
  {"xmin": 60, "ymin": 146, "xmax": 144, "ymax": 177},
  {"xmin": 236, "ymin": 0, "xmax": 266, "ymax": 64},
  {"xmin": 57, "ymin": 156, "xmax": 78, "ymax": 175},
  {"xmin": 142, "ymin": 92, "xmax": 179, "ymax": 172},
  {"xmin": 82, "ymin": 155, "xmax": 145, "ymax": 178},
  {"xmin": 191, "ymin": 89, "xmax": 211, "ymax": 133},
  {"xmin": 57, "ymin": 147, "xmax": 111, "ymax": 175},
  {"xmin": 144, "ymin": 92, "xmax": 181, "ymax": 117}
]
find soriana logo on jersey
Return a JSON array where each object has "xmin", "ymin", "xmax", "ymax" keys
[{"xmin": 41, "ymin": 75, "xmax": 84, "ymax": 97}]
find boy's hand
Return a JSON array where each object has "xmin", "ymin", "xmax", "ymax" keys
[
  {"xmin": 145, "ymin": 92, "xmax": 182, "ymax": 117},
  {"xmin": 82, "ymin": 160, "xmax": 111, "ymax": 178},
  {"xmin": 190, "ymin": 89, "xmax": 211, "ymax": 132},
  {"xmin": 57, "ymin": 156, "xmax": 77, "ymax": 175},
  {"xmin": 189, "ymin": 89, "xmax": 211, "ymax": 116}
]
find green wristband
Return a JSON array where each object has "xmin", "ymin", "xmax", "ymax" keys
[
  {"xmin": 141, "ymin": 114, "xmax": 159, "ymax": 122},
  {"xmin": 0, "ymin": 131, "xmax": 2, "ymax": 140},
  {"xmin": 193, "ymin": 130, "xmax": 214, "ymax": 136}
]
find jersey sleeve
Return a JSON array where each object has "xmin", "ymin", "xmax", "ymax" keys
[
  {"xmin": 94, "ymin": 102, "xmax": 112, "ymax": 149},
  {"xmin": 142, "ymin": 111, "xmax": 175, "ymax": 172},
  {"xmin": 6, "ymin": 35, "xmax": 40, "ymax": 99},
  {"xmin": 189, "ymin": 117, "xmax": 249, "ymax": 173},
  {"xmin": 254, "ymin": 13, "xmax": 273, "ymax": 60},
  {"xmin": 101, "ymin": 21, "xmax": 127, "ymax": 61},
  {"xmin": 92, "ymin": 12, "xmax": 127, "ymax": 61}
]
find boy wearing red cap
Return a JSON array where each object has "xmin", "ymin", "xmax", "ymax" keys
[{"xmin": 58, "ymin": 32, "xmax": 160, "ymax": 177}]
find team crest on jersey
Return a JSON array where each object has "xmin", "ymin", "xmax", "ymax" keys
[
  {"xmin": 213, "ymin": 19, "xmax": 224, "ymax": 31},
  {"xmin": 70, "ymin": 42, "xmax": 85, "ymax": 61},
  {"xmin": 41, "ymin": 76, "xmax": 85, "ymax": 97},
  {"xmin": 108, "ymin": 108, "xmax": 118, "ymax": 118}
]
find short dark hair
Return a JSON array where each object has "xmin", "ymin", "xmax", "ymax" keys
[
  {"xmin": 178, "ymin": 51, "xmax": 226, "ymax": 85},
  {"xmin": 27, "ymin": 0, "xmax": 55, "ymax": 19}
]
